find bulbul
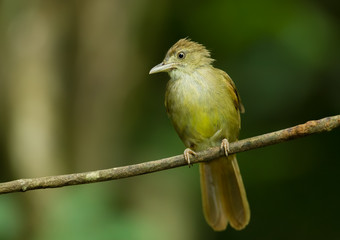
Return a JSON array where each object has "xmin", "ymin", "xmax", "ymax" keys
[{"xmin": 149, "ymin": 38, "xmax": 250, "ymax": 231}]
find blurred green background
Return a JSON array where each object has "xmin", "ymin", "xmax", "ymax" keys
[{"xmin": 0, "ymin": 0, "xmax": 339, "ymax": 239}]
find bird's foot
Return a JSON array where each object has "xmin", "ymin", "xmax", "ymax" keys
[
  {"xmin": 183, "ymin": 148, "xmax": 196, "ymax": 167},
  {"xmin": 221, "ymin": 138, "xmax": 230, "ymax": 157}
]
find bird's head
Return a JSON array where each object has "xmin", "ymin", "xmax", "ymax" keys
[{"xmin": 149, "ymin": 38, "xmax": 214, "ymax": 75}]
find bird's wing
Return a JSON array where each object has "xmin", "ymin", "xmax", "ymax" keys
[{"xmin": 218, "ymin": 70, "xmax": 245, "ymax": 114}]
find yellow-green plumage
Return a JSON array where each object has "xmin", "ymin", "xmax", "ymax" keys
[
  {"xmin": 150, "ymin": 38, "xmax": 250, "ymax": 231},
  {"xmin": 165, "ymin": 67, "xmax": 240, "ymax": 149}
]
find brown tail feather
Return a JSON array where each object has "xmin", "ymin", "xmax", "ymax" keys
[{"xmin": 199, "ymin": 154, "xmax": 250, "ymax": 231}]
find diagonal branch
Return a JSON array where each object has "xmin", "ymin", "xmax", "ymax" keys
[{"xmin": 0, "ymin": 115, "xmax": 339, "ymax": 195}]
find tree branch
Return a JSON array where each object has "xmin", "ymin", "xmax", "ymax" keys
[{"xmin": 0, "ymin": 115, "xmax": 339, "ymax": 195}]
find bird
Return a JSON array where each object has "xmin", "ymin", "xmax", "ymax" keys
[{"xmin": 149, "ymin": 38, "xmax": 250, "ymax": 231}]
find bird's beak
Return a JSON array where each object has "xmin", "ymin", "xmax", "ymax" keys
[{"xmin": 149, "ymin": 62, "xmax": 176, "ymax": 74}]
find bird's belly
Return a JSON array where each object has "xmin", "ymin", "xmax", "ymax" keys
[{"xmin": 171, "ymin": 104, "xmax": 223, "ymax": 148}]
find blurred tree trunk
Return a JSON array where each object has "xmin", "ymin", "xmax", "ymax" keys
[
  {"xmin": 2, "ymin": 0, "xmax": 148, "ymax": 239},
  {"xmin": 4, "ymin": 1, "xmax": 68, "ymax": 239},
  {"xmin": 73, "ymin": 0, "xmax": 138, "ymax": 169}
]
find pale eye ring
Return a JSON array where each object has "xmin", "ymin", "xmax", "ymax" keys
[{"xmin": 177, "ymin": 51, "xmax": 186, "ymax": 59}]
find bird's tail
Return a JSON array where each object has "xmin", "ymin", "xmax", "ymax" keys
[{"xmin": 199, "ymin": 154, "xmax": 250, "ymax": 231}]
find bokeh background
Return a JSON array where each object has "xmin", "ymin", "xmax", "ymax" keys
[{"xmin": 0, "ymin": 0, "xmax": 339, "ymax": 239}]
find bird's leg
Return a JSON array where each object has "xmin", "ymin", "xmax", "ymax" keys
[
  {"xmin": 183, "ymin": 148, "xmax": 196, "ymax": 167},
  {"xmin": 221, "ymin": 138, "xmax": 230, "ymax": 157}
]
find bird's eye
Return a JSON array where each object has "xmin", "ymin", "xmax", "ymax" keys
[{"xmin": 177, "ymin": 51, "xmax": 186, "ymax": 59}]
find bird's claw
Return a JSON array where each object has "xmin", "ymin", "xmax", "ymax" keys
[
  {"xmin": 184, "ymin": 148, "xmax": 196, "ymax": 167},
  {"xmin": 221, "ymin": 138, "xmax": 230, "ymax": 157}
]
